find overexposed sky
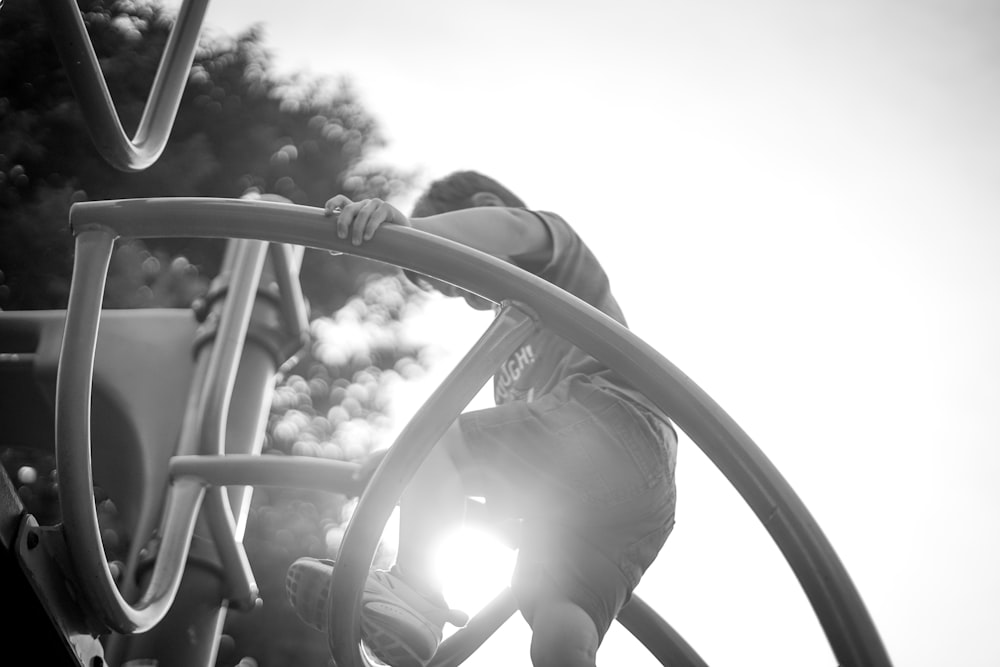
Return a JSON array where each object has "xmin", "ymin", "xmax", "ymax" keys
[{"xmin": 172, "ymin": 1, "xmax": 1000, "ymax": 665}]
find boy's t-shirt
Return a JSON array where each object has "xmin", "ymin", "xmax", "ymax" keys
[{"xmin": 495, "ymin": 210, "xmax": 671, "ymax": 428}]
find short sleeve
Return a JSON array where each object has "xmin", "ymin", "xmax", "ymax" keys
[{"xmin": 527, "ymin": 210, "xmax": 613, "ymax": 311}]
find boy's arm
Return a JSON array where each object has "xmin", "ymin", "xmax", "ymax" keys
[
  {"xmin": 326, "ymin": 194, "xmax": 552, "ymax": 264},
  {"xmin": 412, "ymin": 207, "xmax": 551, "ymax": 264}
]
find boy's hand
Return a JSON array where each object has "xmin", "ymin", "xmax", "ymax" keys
[{"xmin": 325, "ymin": 195, "xmax": 411, "ymax": 246}]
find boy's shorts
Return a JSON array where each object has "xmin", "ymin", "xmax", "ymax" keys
[{"xmin": 458, "ymin": 374, "xmax": 677, "ymax": 641}]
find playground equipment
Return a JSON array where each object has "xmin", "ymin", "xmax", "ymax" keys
[{"xmin": 0, "ymin": 1, "xmax": 893, "ymax": 665}]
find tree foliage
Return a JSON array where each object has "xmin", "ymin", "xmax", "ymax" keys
[{"xmin": 0, "ymin": 0, "xmax": 412, "ymax": 312}]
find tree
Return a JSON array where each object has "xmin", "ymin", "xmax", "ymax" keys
[
  {"xmin": 0, "ymin": 0, "xmax": 413, "ymax": 311},
  {"xmin": 0, "ymin": 1, "xmax": 433, "ymax": 664}
]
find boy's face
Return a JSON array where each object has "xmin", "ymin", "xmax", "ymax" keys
[
  {"xmin": 407, "ymin": 273, "xmax": 495, "ymax": 311},
  {"xmin": 408, "ymin": 198, "xmax": 496, "ymax": 311}
]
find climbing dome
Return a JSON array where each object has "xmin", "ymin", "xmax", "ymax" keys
[{"xmin": 0, "ymin": 2, "xmax": 892, "ymax": 666}]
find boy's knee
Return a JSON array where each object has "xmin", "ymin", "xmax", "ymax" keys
[{"xmin": 529, "ymin": 600, "xmax": 599, "ymax": 667}]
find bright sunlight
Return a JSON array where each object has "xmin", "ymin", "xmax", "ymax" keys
[
  {"xmin": 380, "ymin": 507, "xmax": 516, "ymax": 617},
  {"xmin": 433, "ymin": 525, "xmax": 517, "ymax": 616}
]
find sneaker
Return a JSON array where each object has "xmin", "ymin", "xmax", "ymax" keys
[{"xmin": 286, "ymin": 558, "xmax": 468, "ymax": 667}]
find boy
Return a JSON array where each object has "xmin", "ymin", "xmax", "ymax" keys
[{"xmin": 286, "ymin": 171, "xmax": 677, "ymax": 667}]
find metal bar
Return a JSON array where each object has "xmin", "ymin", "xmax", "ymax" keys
[
  {"xmin": 268, "ymin": 242, "xmax": 310, "ymax": 343},
  {"xmin": 201, "ymin": 488, "xmax": 258, "ymax": 611},
  {"xmin": 53, "ymin": 228, "xmax": 259, "ymax": 634},
  {"xmin": 56, "ymin": 228, "xmax": 205, "ymax": 634},
  {"xmin": 68, "ymin": 197, "xmax": 892, "ymax": 666},
  {"xmin": 128, "ymin": 478, "xmax": 208, "ymax": 617},
  {"xmin": 170, "ymin": 455, "xmax": 364, "ymax": 497},
  {"xmin": 55, "ymin": 230, "xmax": 118, "ymax": 618},
  {"xmin": 198, "ymin": 239, "xmax": 268, "ymax": 459},
  {"xmin": 114, "ymin": 237, "xmax": 279, "ymax": 664},
  {"xmin": 617, "ymin": 594, "xmax": 708, "ymax": 666},
  {"xmin": 178, "ymin": 238, "xmax": 268, "ymax": 638},
  {"xmin": 329, "ymin": 304, "xmax": 538, "ymax": 667},
  {"xmin": 39, "ymin": 0, "xmax": 210, "ymax": 171},
  {"xmin": 55, "ymin": 230, "xmax": 207, "ymax": 630},
  {"xmin": 429, "ymin": 588, "xmax": 519, "ymax": 667}
]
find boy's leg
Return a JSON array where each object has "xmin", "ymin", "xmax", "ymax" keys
[
  {"xmin": 285, "ymin": 421, "xmax": 477, "ymax": 666},
  {"xmin": 528, "ymin": 597, "xmax": 600, "ymax": 667}
]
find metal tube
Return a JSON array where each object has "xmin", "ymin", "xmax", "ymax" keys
[
  {"xmin": 57, "ymin": 229, "xmax": 205, "ymax": 633},
  {"xmin": 170, "ymin": 455, "xmax": 364, "ymax": 497},
  {"xmin": 201, "ymin": 488, "xmax": 258, "ymax": 610},
  {"xmin": 268, "ymin": 242, "xmax": 310, "ymax": 342},
  {"xmin": 54, "ymin": 230, "xmax": 264, "ymax": 634},
  {"xmin": 430, "ymin": 589, "xmax": 518, "ymax": 667},
  {"xmin": 173, "ymin": 238, "xmax": 268, "ymax": 651},
  {"xmin": 329, "ymin": 304, "xmax": 538, "ymax": 666},
  {"xmin": 617, "ymin": 594, "xmax": 708, "ymax": 667},
  {"xmin": 198, "ymin": 239, "xmax": 268, "ymax": 459},
  {"xmin": 39, "ymin": 0, "xmax": 210, "ymax": 171},
  {"xmin": 118, "ymin": 238, "xmax": 279, "ymax": 664},
  {"xmin": 55, "ymin": 230, "xmax": 115, "ymax": 618},
  {"xmin": 129, "ymin": 478, "xmax": 208, "ymax": 617}
]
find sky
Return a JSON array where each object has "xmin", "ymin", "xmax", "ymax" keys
[{"xmin": 168, "ymin": 1, "xmax": 1000, "ymax": 665}]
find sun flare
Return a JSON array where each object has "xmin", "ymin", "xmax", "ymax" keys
[{"xmin": 431, "ymin": 525, "xmax": 517, "ymax": 616}]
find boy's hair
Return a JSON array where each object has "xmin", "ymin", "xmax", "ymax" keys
[
  {"xmin": 411, "ymin": 171, "xmax": 526, "ymax": 217},
  {"xmin": 405, "ymin": 171, "xmax": 526, "ymax": 291}
]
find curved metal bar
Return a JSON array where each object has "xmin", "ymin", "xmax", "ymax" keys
[
  {"xmin": 429, "ymin": 588, "xmax": 519, "ymax": 667},
  {"xmin": 57, "ymin": 229, "xmax": 210, "ymax": 632},
  {"xmin": 40, "ymin": 0, "xmax": 209, "ymax": 171},
  {"xmin": 617, "ymin": 594, "xmax": 709, "ymax": 667},
  {"xmin": 68, "ymin": 198, "xmax": 892, "ymax": 666},
  {"xmin": 328, "ymin": 305, "xmax": 538, "ymax": 666},
  {"xmin": 56, "ymin": 233, "xmax": 267, "ymax": 629}
]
